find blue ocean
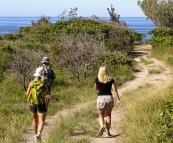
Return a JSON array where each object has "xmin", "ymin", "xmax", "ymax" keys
[{"xmin": 0, "ymin": 17, "xmax": 156, "ymax": 39}]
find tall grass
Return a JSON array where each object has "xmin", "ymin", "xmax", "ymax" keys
[
  {"xmin": 45, "ymin": 83, "xmax": 173, "ymax": 143},
  {"xmin": 46, "ymin": 103, "xmax": 98, "ymax": 143},
  {"xmin": 120, "ymin": 45, "xmax": 173, "ymax": 142},
  {"xmin": 121, "ymin": 83, "xmax": 173, "ymax": 143},
  {"xmin": 0, "ymin": 76, "xmax": 31, "ymax": 143},
  {"xmin": 45, "ymin": 45, "xmax": 173, "ymax": 143},
  {"xmin": 152, "ymin": 46, "xmax": 173, "ymax": 65},
  {"xmin": 0, "ymin": 75, "xmax": 97, "ymax": 143}
]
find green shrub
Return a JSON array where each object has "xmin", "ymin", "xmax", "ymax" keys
[
  {"xmin": 2, "ymin": 17, "xmax": 140, "ymax": 55},
  {"xmin": 167, "ymin": 57, "xmax": 173, "ymax": 66},
  {"xmin": 157, "ymin": 95, "xmax": 173, "ymax": 142},
  {"xmin": 149, "ymin": 28, "xmax": 173, "ymax": 47},
  {"xmin": 101, "ymin": 53, "xmax": 136, "ymax": 85},
  {"xmin": 0, "ymin": 16, "xmax": 137, "ymax": 142},
  {"xmin": 0, "ymin": 46, "xmax": 13, "ymax": 81}
]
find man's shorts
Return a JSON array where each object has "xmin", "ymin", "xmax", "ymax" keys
[
  {"xmin": 30, "ymin": 102, "xmax": 47, "ymax": 113},
  {"xmin": 97, "ymin": 95, "xmax": 114, "ymax": 109}
]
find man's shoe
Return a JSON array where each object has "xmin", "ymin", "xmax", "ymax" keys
[{"xmin": 106, "ymin": 132, "xmax": 113, "ymax": 138}]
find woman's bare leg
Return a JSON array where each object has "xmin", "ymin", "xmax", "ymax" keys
[
  {"xmin": 98, "ymin": 109, "xmax": 105, "ymax": 127},
  {"xmin": 37, "ymin": 112, "xmax": 46, "ymax": 133},
  {"xmin": 105, "ymin": 108, "xmax": 112, "ymax": 133},
  {"xmin": 31, "ymin": 112, "xmax": 38, "ymax": 135}
]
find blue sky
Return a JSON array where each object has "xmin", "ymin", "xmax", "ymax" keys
[{"xmin": 1, "ymin": 0, "xmax": 145, "ymax": 17}]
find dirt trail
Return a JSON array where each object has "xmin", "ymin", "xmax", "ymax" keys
[{"xmin": 20, "ymin": 44, "xmax": 172, "ymax": 143}]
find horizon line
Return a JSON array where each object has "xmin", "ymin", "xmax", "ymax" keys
[{"xmin": 0, "ymin": 16, "xmax": 147, "ymax": 18}]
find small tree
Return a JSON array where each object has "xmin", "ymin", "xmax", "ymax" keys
[
  {"xmin": 54, "ymin": 32, "xmax": 106, "ymax": 81},
  {"xmin": 31, "ymin": 15, "xmax": 51, "ymax": 26},
  {"xmin": 107, "ymin": 5, "xmax": 120, "ymax": 22},
  {"xmin": 68, "ymin": 7, "xmax": 78, "ymax": 20},
  {"xmin": 58, "ymin": 7, "xmax": 78, "ymax": 21},
  {"xmin": 138, "ymin": 0, "xmax": 173, "ymax": 27},
  {"xmin": 58, "ymin": 9, "xmax": 67, "ymax": 21},
  {"xmin": 9, "ymin": 48, "xmax": 47, "ymax": 91}
]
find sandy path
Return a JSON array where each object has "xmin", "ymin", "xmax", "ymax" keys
[{"xmin": 20, "ymin": 44, "xmax": 172, "ymax": 143}]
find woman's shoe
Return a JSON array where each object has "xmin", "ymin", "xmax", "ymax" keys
[
  {"xmin": 36, "ymin": 132, "xmax": 41, "ymax": 140},
  {"xmin": 98, "ymin": 126, "xmax": 105, "ymax": 136}
]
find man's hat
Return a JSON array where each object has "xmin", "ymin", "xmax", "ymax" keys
[{"xmin": 41, "ymin": 57, "xmax": 50, "ymax": 64}]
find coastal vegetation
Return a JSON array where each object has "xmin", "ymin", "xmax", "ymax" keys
[
  {"xmin": 126, "ymin": 1, "xmax": 173, "ymax": 141},
  {"xmin": 121, "ymin": 45, "xmax": 173, "ymax": 143},
  {"xmin": 138, "ymin": 0, "xmax": 173, "ymax": 27},
  {"xmin": 0, "ymin": 3, "xmax": 173, "ymax": 142},
  {"xmin": 138, "ymin": 0, "xmax": 173, "ymax": 47},
  {"xmin": 0, "ymin": 6, "xmax": 141, "ymax": 143}
]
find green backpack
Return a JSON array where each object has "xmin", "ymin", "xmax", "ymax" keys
[{"xmin": 27, "ymin": 81, "xmax": 45, "ymax": 105}]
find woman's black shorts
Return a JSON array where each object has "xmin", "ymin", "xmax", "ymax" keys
[{"xmin": 30, "ymin": 102, "xmax": 47, "ymax": 113}]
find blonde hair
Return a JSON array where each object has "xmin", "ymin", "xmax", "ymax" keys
[{"xmin": 98, "ymin": 66, "xmax": 112, "ymax": 83}]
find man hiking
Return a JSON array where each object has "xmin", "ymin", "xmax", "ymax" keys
[{"xmin": 36, "ymin": 57, "xmax": 56, "ymax": 124}]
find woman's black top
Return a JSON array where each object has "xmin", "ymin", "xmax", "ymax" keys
[{"xmin": 95, "ymin": 77, "xmax": 114, "ymax": 96}]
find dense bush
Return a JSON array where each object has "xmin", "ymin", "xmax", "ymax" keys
[
  {"xmin": 167, "ymin": 57, "xmax": 173, "ymax": 66},
  {"xmin": 0, "ymin": 17, "xmax": 140, "ymax": 86},
  {"xmin": 0, "ymin": 46, "xmax": 13, "ymax": 81},
  {"xmin": 2, "ymin": 18, "xmax": 141, "ymax": 55},
  {"xmin": 102, "ymin": 53, "xmax": 136, "ymax": 85},
  {"xmin": 149, "ymin": 28, "xmax": 173, "ymax": 47}
]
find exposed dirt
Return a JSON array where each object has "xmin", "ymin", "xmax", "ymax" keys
[{"xmin": 20, "ymin": 44, "xmax": 172, "ymax": 143}]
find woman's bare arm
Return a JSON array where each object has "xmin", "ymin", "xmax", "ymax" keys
[
  {"xmin": 112, "ymin": 83, "xmax": 122, "ymax": 107},
  {"xmin": 26, "ymin": 81, "xmax": 33, "ymax": 96},
  {"xmin": 94, "ymin": 83, "xmax": 98, "ymax": 90}
]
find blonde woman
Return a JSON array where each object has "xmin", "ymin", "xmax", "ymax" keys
[
  {"xmin": 26, "ymin": 67, "xmax": 49, "ymax": 141},
  {"xmin": 94, "ymin": 66, "xmax": 122, "ymax": 137}
]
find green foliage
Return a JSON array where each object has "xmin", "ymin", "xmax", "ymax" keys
[
  {"xmin": 0, "ymin": 46, "xmax": 13, "ymax": 81},
  {"xmin": 3, "ymin": 18, "xmax": 111, "ymax": 44},
  {"xmin": 140, "ymin": 57, "xmax": 153, "ymax": 65},
  {"xmin": 138, "ymin": 0, "xmax": 173, "ymax": 27},
  {"xmin": 47, "ymin": 104, "xmax": 97, "ymax": 143},
  {"xmin": 0, "ymin": 75, "xmax": 30, "ymax": 143},
  {"xmin": 131, "ymin": 32, "xmax": 145, "ymax": 42},
  {"xmin": 157, "ymin": 96, "xmax": 173, "ymax": 143},
  {"xmin": 149, "ymin": 69, "xmax": 162, "ymax": 74},
  {"xmin": 0, "ymin": 14, "xmax": 138, "ymax": 142},
  {"xmin": 167, "ymin": 57, "xmax": 173, "ymax": 66},
  {"xmin": 102, "ymin": 53, "xmax": 135, "ymax": 67},
  {"xmin": 149, "ymin": 28, "xmax": 173, "ymax": 47},
  {"xmin": 102, "ymin": 53, "xmax": 136, "ymax": 85},
  {"xmin": 2, "ymin": 17, "xmax": 139, "ymax": 55},
  {"xmin": 72, "ymin": 138, "xmax": 90, "ymax": 143},
  {"xmin": 149, "ymin": 27, "xmax": 173, "ymax": 37},
  {"xmin": 151, "ymin": 43, "xmax": 173, "ymax": 143},
  {"xmin": 31, "ymin": 15, "xmax": 51, "ymax": 26},
  {"xmin": 3, "ymin": 33, "xmax": 23, "ymax": 41},
  {"xmin": 121, "ymin": 83, "xmax": 171, "ymax": 143}
]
